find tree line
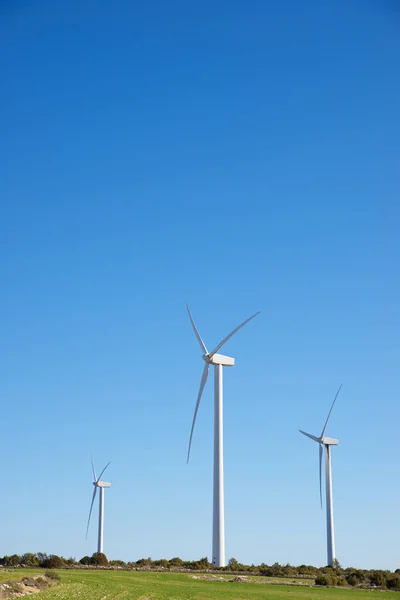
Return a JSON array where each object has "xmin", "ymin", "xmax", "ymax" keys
[{"xmin": 1, "ymin": 553, "xmax": 399, "ymax": 590}]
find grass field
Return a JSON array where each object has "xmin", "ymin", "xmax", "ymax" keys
[{"xmin": 0, "ymin": 569, "xmax": 392, "ymax": 599}]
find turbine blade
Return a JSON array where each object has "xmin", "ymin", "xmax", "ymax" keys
[
  {"xmin": 320, "ymin": 384, "xmax": 342, "ymax": 438},
  {"xmin": 187, "ymin": 362, "xmax": 209, "ymax": 463},
  {"xmin": 91, "ymin": 456, "xmax": 97, "ymax": 481},
  {"xmin": 319, "ymin": 443, "xmax": 323, "ymax": 509},
  {"xmin": 299, "ymin": 429, "xmax": 320, "ymax": 443},
  {"xmin": 209, "ymin": 311, "xmax": 260, "ymax": 357},
  {"xmin": 85, "ymin": 486, "xmax": 97, "ymax": 539},
  {"xmin": 97, "ymin": 462, "xmax": 111, "ymax": 483},
  {"xmin": 186, "ymin": 304, "xmax": 208, "ymax": 355}
]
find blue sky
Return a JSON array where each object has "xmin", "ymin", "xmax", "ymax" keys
[{"xmin": 1, "ymin": 0, "xmax": 399, "ymax": 570}]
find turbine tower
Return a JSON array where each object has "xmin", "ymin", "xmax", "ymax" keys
[
  {"xmin": 299, "ymin": 385, "xmax": 342, "ymax": 566},
  {"xmin": 186, "ymin": 304, "xmax": 259, "ymax": 567},
  {"xmin": 86, "ymin": 458, "xmax": 111, "ymax": 554}
]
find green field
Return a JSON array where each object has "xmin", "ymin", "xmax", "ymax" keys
[{"xmin": 0, "ymin": 569, "xmax": 391, "ymax": 599}]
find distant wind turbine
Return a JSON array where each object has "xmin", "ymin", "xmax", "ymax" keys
[
  {"xmin": 299, "ymin": 385, "xmax": 342, "ymax": 566},
  {"xmin": 186, "ymin": 304, "xmax": 259, "ymax": 567},
  {"xmin": 86, "ymin": 458, "xmax": 111, "ymax": 554}
]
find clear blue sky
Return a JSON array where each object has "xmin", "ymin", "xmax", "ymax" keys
[{"xmin": 1, "ymin": 0, "xmax": 399, "ymax": 570}]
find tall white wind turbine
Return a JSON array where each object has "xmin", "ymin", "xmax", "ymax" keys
[
  {"xmin": 86, "ymin": 458, "xmax": 111, "ymax": 554},
  {"xmin": 299, "ymin": 385, "xmax": 342, "ymax": 566},
  {"xmin": 186, "ymin": 304, "xmax": 259, "ymax": 567}
]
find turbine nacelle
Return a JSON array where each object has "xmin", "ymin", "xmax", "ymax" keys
[
  {"xmin": 321, "ymin": 437, "xmax": 339, "ymax": 446},
  {"xmin": 94, "ymin": 481, "xmax": 111, "ymax": 488},
  {"xmin": 203, "ymin": 353, "xmax": 235, "ymax": 367},
  {"xmin": 299, "ymin": 431, "xmax": 339, "ymax": 447}
]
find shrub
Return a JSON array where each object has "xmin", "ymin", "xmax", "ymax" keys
[
  {"xmin": 35, "ymin": 577, "xmax": 48, "ymax": 588},
  {"xmin": 169, "ymin": 557, "xmax": 183, "ymax": 567},
  {"xmin": 194, "ymin": 557, "xmax": 209, "ymax": 570},
  {"xmin": 153, "ymin": 559, "xmax": 169, "ymax": 568},
  {"xmin": 21, "ymin": 553, "xmax": 39, "ymax": 566},
  {"xmin": 41, "ymin": 555, "xmax": 64, "ymax": 569},
  {"xmin": 45, "ymin": 570, "xmax": 61, "ymax": 581},
  {"xmin": 316, "ymin": 574, "xmax": 334, "ymax": 586},
  {"xmin": 136, "ymin": 557, "xmax": 152, "ymax": 567},
  {"xmin": 387, "ymin": 575, "xmax": 400, "ymax": 591},
  {"xmin": 346, "ymin": 574, "xmax": 358, "ymax": 586},
  {"xmin": 317, "ymin": 574, "xmax": 347, "ymax": 587},
  {"xmin": 369, "ymin": 571, "xmax": 387, "ymax": 588},
  {"xmin": 3, "ymin": 554, "xmax": 21, "ymax": 567},
  {"xmin": 91, "ymin": 552, "xmax": 108, "ymax": 566},
  {"xmin": 109, "ymin": 559, "xmax": 127, "ymax": 567}
]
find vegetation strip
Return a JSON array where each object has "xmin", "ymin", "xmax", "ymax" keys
[{"xmin": 0, "ymin": 553, "xmax": 399, "ymax": 593}]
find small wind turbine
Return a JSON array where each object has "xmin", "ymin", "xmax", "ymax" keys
[
  {"xmin": 86, "ymin": 458, "xmax": 111, "ymax": 554},
  {"xmin": 299, "ymin": 385, "xmax": 342, "ymax": 566},
  {"xmin": 186, "ymin": 304, "xmax": 259, "ymax": 567}
]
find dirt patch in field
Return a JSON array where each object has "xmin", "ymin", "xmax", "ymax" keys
[
  {"xmin": 190, "ymin": 574, "xmax": 226, "ymax": 582},
  {"xmin": 0, "ymin": 574, "xmax": 60, "ymax": 598},
  {"xmin": 190, "ymin": 574, "xmax": 315, "ymax": 587}
]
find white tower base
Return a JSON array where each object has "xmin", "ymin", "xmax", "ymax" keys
[
  {"xmin": 325, "ymin": 445, "xmax": 335, "ymax": 566},
  {"xmin": 98, "ymin": 487, "xmax": 104, "ymax": 554},
  {"xmin": 212, "ymin": 364, "xmax": 225, "ymax": 567}
]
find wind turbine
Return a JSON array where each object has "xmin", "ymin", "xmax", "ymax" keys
[
  {"xmin": 186, "ymin": 304, "xmax": 259, "ymax": 567},
  {"xmin": 299, "ymin": 385, "xmax": 342, "ymax": 566},
  {"xmin": 86, "ymin": 458, "xmax": 111, "ymax": 554}
]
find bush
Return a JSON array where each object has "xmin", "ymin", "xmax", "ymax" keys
[
  {"xmin": 315, "ymin": 573, "xmax": 345, "ymax": 587},
  {"xmin": 109, "ymin": 559, "xmax": 127, "ymax": 567},
  {"xmin": 136, "ymin": 557, "xmax": 152, "ymax": 567},
  {"xmin": 91, "ymin": 552, "xmax": 108, "ymax": 566},
  {"xmin": 346, "ymin": 574, "xmax": 358, "ymax": 586},
  {"xmin": 3, "ymin": 554, "xmax": 21, "ymax": 567},
  {"xmin": 156, "ymin": 559, "xmax": 169, "ymax": 568},
  {"xmin": 21, "ymin": 553, "xmax": 39, "ymax": 566},
  {"xmin": 387, "ymin": 575, "xmax": 400, "ymax": 591},
  {"xmin": 35, "ymin": 577, "xmax": 48, "ymax": 588},
  {"xmin": 194, "ymin": 557, "xmax": 209, "ymax": 570},
  {"xmin": 45, "ymin": 570, "xmax": 61, "ymax": 581},
  {"xmin": 41, "ymin": 555, "xmax": 64, "ymax": 569},
  {"xmin": 79, "ymin": 556, "xmax": 91, "ymax": 565},
  {"xmin": 169, "ymin": 557, "xmax": 183, "ymax": 567},
  {"xmin": 369, "ymin": 571, "xmax": 387, "ymax": 588},
  {"xmin": 316, "ymin": 574, "xmax": 334, "ymax": 586}
]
